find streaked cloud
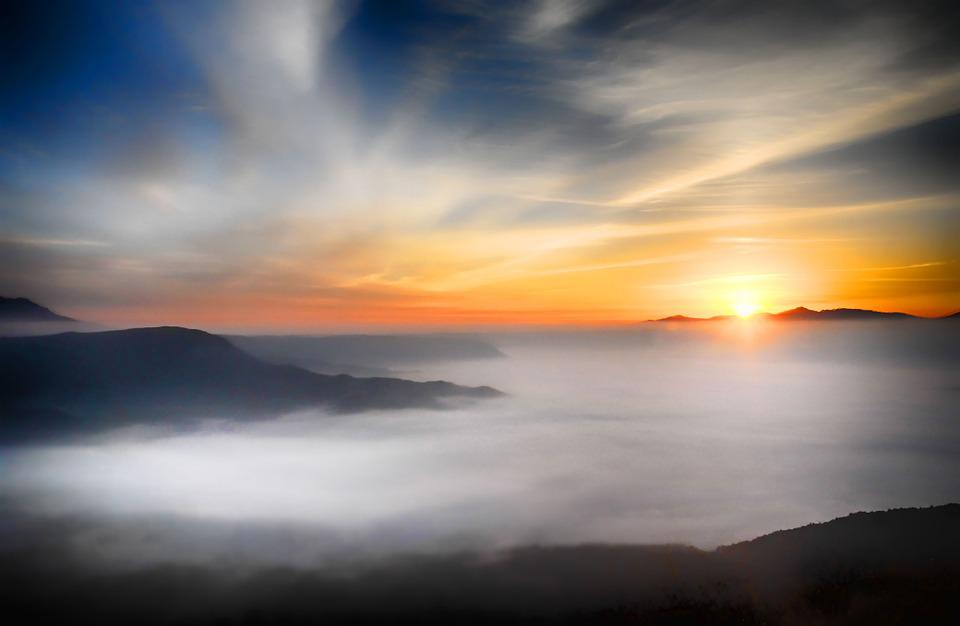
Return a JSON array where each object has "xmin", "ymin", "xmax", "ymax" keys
[{"xmin": 854, "ymin": 261, "xmax": 948, "ymax": 271}]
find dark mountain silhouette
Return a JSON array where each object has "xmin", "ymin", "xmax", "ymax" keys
[
  {"xmin": 0, "ymin": 296, "xmax": 75, "ymax": 322},
  {"xmin": 653, "ymin": 314, "xmax": 724, "ymax": 322},
  {"xmin": 0, "ymin": 327, "xmax": 501, "ymax": 443},
  {"xmin": 0, "ymin": 503, "xmax": 957, "ymax": 625},
  {"xmin": 721, "ymin": 503, "xmax": 960, "ymax": 572},
  {"xmin": 767, "ymin": 306, "xmax": 915, "ymax": 320},
  {"xmin": 654, "ymin": 306, "xmax": 929, "ymax": 322},
  {"xmin": 228, "ymin": 333, "xmax": 505, "ymax": 374}
]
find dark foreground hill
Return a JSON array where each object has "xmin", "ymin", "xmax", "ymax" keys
[
  {"xmin": 0, "ymin": 327, "xmax": 501, "ymax": 443},
  {"xmin": 0, "ymin": 503, "xmax": 958, "ymax": 625}
]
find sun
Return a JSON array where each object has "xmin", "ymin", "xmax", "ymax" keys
[
  {"xmin": 734, "ymin": 301, "xmax": 759, "ymax": 318},
  {"xmin": 729, "ymin": 291, "xmax": 763, "ymax": 318}
]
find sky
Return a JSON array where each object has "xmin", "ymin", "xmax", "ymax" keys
[{"xmin": 1, "ymin": 0, "xmax": 958, "ymax": 329}]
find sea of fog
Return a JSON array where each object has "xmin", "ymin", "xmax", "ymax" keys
[{"xmin": 1, "ymin": 321, "xmax": 958, "ymax": 569}]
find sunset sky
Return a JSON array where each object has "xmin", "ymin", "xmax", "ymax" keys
[{"xmin": 2, "ymin": 0, "xmax": 958, "ymax": 329}]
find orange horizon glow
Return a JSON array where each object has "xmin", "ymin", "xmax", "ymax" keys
[
  {"xmin": 52, "ymin": 212, "xmax": 959, "ymax": 331},
  {"xmin": 63, "ymin": 290, "xmax": 959, "ymax": 333}
]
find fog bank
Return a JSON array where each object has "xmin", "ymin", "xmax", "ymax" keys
[{"xmin": 2, "ymin": 321, "xmax": 957, "ymax": 567}]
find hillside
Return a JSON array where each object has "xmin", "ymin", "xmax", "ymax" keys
[
  {"xmin": 0, "ymin": 503, "xmax": 957, "ymax": 624},
  {"xmin": 0, "ymin": 327, "xmax": 501, "ymax": 443}
]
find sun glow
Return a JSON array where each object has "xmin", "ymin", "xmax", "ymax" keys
[{"xmin": 731, "ymin": 291, "xmax": 762, "ymax": 318}]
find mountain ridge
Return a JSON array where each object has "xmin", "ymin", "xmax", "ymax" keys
[
  {"xmin": 0, "ymin": 326, "xmax": 502, "ymax": 443},
  {"xmin": 652, "ymin": 306, "xmax": 955, "ymax": 322},
  {"xmin": 0, "ymin": 296, "xmax": 75, "ymax": 322},
  {"xmin": 2, "ymin": 502, "xmax": 958, "ymax": 624}
]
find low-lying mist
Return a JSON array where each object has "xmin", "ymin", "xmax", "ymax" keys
[{"xmin": 2, "ymin": 320, "xmax": 958, "ymax": 574}]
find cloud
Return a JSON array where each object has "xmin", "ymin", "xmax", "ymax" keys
[
  {"xmin": 853, "ymin": 261, "xmax": 948, "ymax": 272},
  {"xmin": 521, "ymin": 0, "xmax": 595, "ymax": 41},
  {"xmin": 2, "ymin": 0, "xmax": 958, "ymax": 323}
]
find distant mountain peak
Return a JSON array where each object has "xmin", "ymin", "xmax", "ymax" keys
[
  {"xmin": 652, "ymin": 305, "xmax": 930, "ymax": 322},
  {"xmin": 771, "ymin": 307, "xmax": 915, "ymax": 320},
  {"xmin": 0, "ymin": 296, "xmax": 75, "ymax": 323},
  {"xmin": 654, "ymin": 314, "xmax": 707, "ymax": 322},
  {"xmin": 778, "ymin": 306, "xmax": 815, "ymax": 315}
]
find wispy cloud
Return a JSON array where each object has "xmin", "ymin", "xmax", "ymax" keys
[
  {"xmin": 0, "ymin": 235, "xmax": 110, "ymax": 248},
  {"xmin": 713, "ymin": 236, "xmax": 862, "ymax": 245},
  {"xmin": 853, "ymin": 261, "xmax": 948, "ymax": 271},
  {"xmin": 2, "ymin": 0, "xmax": 958, "ymax": 323},
  {"xmin": 653, "ymin": 274, "xmax": 786, "ymax": 289}
]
